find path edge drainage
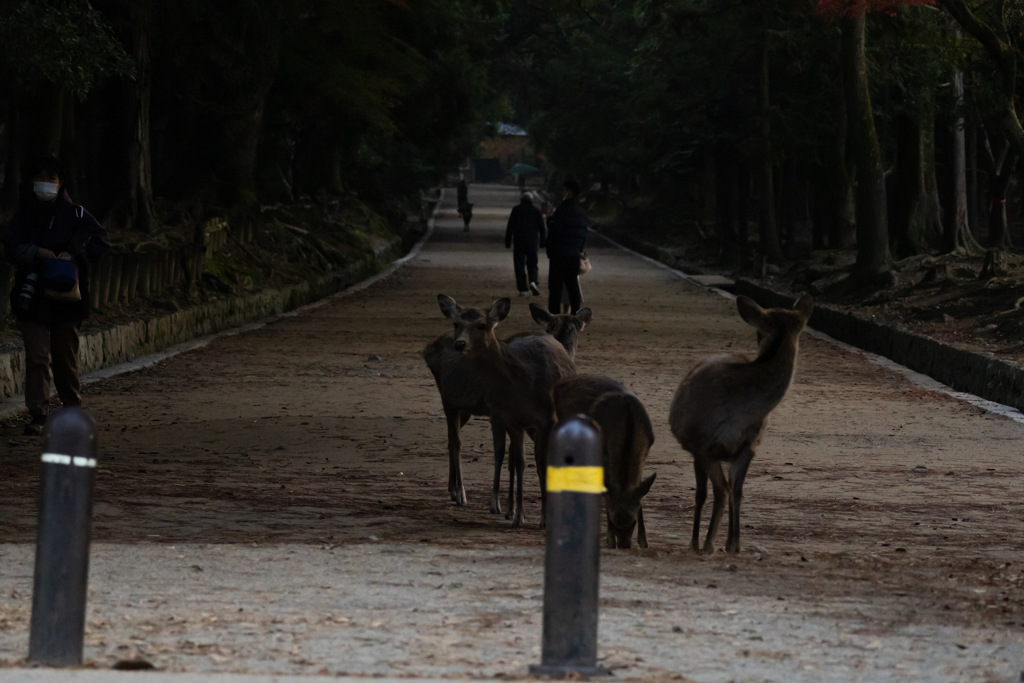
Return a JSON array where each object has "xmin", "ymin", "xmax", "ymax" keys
[{"xmin": 592, "ymin": 225, "xmax": 1024, "ymax": 416}]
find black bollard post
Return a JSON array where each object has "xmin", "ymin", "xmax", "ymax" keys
[
  {"xmin": 529, "ymin": 416, "xmax": 608, "ymax": 680},
  {"xmin": 28, "ymin": 408, "xmax": 98, "ymax": 667}
]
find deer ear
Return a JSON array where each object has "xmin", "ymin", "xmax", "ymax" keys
[
  {"xmin": 574, "ymin": 307, "xmax": 592, "ymax": 328},
  {"xmin": 438, "ymin": 294, "xmax": 460, "ymax": 320},
  {"xmin": 529, "ymin": 303, "xmax": 553, "ymax": 327},
  {"xmin": 489, "ymin": 298, "xmax": 511, "ymax": 322},
  {"xmin": 794, "ymin": 295, "xmax": 814, "ymax": 323},
  {"xmin": 628, "ymin": 473, "xmax": 657, "ymax": 505},
  {"xmin": 736, "ymin": 296, "xmax": 769, "ymax": 329}
]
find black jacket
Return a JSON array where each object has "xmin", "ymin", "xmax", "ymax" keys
[
  {"xmin": 505, "ymin": 196, "xmax": 546, "ymax": 252},
  {"xmin": 3, "ymin": 190, "xmax": 111, "ymax": 324},
  {"xmin": 545, "ymin": 197, "xmax": 588, "ymax": 259}
]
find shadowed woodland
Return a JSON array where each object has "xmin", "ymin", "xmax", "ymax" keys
[{"xmin": 1, "ymin": 0, "xmax": 1024, "ymax": 318}]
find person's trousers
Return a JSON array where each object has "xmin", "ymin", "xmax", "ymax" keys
[
  {"xmin": 19, "ymin": 321, "xmax": 82, "ymax": 417},
  {"xmin": 513, "ymin": 249, "xmax": 539, "ymax": 292},
  {"xmin": 548, "ymin": 255, "xmax": 583, "ymax": 314}
]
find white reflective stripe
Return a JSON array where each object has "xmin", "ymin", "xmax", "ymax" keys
[{"xmin": 41, "ymin": 453, "xmax": 96, "ymax": 468}]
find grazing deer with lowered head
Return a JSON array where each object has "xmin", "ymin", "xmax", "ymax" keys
[
  {"xmin": 436, "ymin": 295, "xmax": 577, "ymax": 527},
  {"xmin": 555, "ymin": 375, "xmax": 656, "ymax": 548},
  {"xmin": 669, "ymin": 295, "xmax": 812, "ymax": 554},
  {"xmin": 422, "ymin": 305, "xmax": 591, "ymax": 511}
]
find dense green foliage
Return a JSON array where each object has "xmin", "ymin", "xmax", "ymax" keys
[
  {"xmin": 496, "ymin": 0, "xmax": 1022, "ymax": 272},
  {"xmin": 0, "ymin": 0, "xmax": 501, "ymax": 232},
  {"xmin": 1, "ymin": 0, "xmax": 1020, "ymax": 274}
]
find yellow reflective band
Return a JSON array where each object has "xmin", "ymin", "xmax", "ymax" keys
[{"xmin": 546, "ymin": 466, "xmax": 605, "ymax": 494}]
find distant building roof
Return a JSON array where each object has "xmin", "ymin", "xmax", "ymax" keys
[{"xmin": 495, "ymin": 122, "xmax": 528, "ymax": 137}]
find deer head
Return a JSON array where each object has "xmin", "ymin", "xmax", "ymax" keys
[
  {"xmin": 606, "ymin": 473, "xmax": 657, "ymax": 549},
  {"xmin": 736, "ymin": 295, "xmax": 813, "ymax": 350},
  {"xmin": 529, "ymin": 304, "xmax": 591, "ymax": 354},
  {"xmin": 437, "ymin": 294, "xmax": 510, "ymax": 355}
]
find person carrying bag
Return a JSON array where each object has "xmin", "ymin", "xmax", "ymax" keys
[
  {"xmin": 2, "ymin": 156, "xmax": 111, "ymax": 435},
  {"xmin": 544, "ymin": 178, "xmax": 588, "ymax": 315}
]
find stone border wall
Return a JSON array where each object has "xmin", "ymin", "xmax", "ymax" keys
[
  {"xmin": 591, "ymin": 224, "xmax": 1024, "ymax": 415},
  {"xmin": 0, "ymin": 237, "xmax": 401, "ymax": 401},
  {"xmin": 733, "ymin": 279, "xmax": 1024, "ymax": 415}
]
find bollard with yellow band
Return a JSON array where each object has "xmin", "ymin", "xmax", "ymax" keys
[
  {"xmin": 29, "ymin": 408, "xmax": 97, "ymax": 668},
  {"xmin": 530, "ymin": 415, "xmax": 609, "ymax": 679}
]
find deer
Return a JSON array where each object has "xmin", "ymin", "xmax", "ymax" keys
[
  {"xmin": 435, "ymin": 295, "xmax": 577, "ymax": 528},
  {"xmin": 669, "ymin": 294, "xmax": 813, "ymax": 554},
  {"xmin": 423, "ymin": 301, "xmax": 589, "ymax": 515},
  {"xmin": 555, "ymin": 375, "xmax": 657, "ymax": 549}
]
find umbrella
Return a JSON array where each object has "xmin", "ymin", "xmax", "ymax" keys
[{"xmin": 507, "ymin": 162, "xmax": 541, "ymax": 176}]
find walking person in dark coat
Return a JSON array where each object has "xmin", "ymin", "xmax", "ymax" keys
[
  {"xmin": 2, "ymin": 156, "xmax": 111, "ymax": 435},
  {"xmin": 505, "ymin": 193, "xmax": 546, "ymax": 297},
  {"xmin": 545, "ymin": 179, "xmax": 588, "ymax": 314},
  {"xmin": 456, "ymin": 177, "xmax": 472, "ymax": 231}
]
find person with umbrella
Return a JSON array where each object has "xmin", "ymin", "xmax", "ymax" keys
[{"xmin": 505, "ymin": 193, "xmax": 545, "ymax": 297}]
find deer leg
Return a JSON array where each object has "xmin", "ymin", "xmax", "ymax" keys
[
  {"xmin": 726, "ymin": 444, "xmax": 756, "ymax": 554},
  {"xmin": 508, "ymin": 429, "xmax": 527, "ymax": 528},
  {"xmin": 637, "ymin": 505, "xmax": 648, "ymax": 549},
  {"xmin": 506, "ymin": 433, "xmax": 518, "ymax": 521},
  {"xmin": 489, "ymin": 416, "xmax": 506, "ymax": 514},
  {"xmin": 533, "ymin": 424, "xmax": 552, "ymax": 530},
  {"xmin": 704, "ymin": 460, "xmax": 730, "ymax": 554},
  {"xmin": 606, "ymin": 508, "xmax": 616, "ymax": 548},
  {"xmin": 443, "ymin": 404, "xmax": 467, "ymax": 506},
  {"xmin": 691, "ymin": 459, "xmax": 708, "ymax": 552}
]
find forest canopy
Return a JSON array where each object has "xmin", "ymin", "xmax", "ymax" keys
[{"xmin": 1, "ymin": 0, "xmax": 1022, "ymax": 283}]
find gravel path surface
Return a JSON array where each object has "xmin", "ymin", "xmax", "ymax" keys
[{"xmin": 2, "ymin": 184, "xmax": 1024, "ymax": 682}]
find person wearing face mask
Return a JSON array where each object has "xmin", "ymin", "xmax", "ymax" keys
[{"xmin": 2, "ymin": 156, "xmax": 111, "ymax": 435}]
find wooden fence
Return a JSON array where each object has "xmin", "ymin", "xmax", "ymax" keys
[{"xmin": 0, "ymin": 217, "xmax": 233, "ymax": 322}]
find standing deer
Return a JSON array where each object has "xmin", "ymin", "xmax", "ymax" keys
[
  {"xmin": 669, "ymin": 295, "xmax": 812, "ymax": 554},
  {"xmin": 423, "ymin": 305, "xmax": 590, "ymax": 511},
  {"xmin": 435, "ymin": 295, "xmax": 577, "ymax": 527},
  {"xmin": 555, "ymin": 375, "xmax": 657, "ymax": 548}
]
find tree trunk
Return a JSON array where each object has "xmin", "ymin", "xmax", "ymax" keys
[
  {"xmin": 757, "ymin": 22, "xmax": 783, "ymax": 263},
  {"xmin": 967, "ymin": 121, "xmax": 978, "ymax": 231},
  {"xmin": 714, "ymin": 142, "xmax": 739, "ymax": 265},
  {"xmin": 923, "ymin": 106, "xmax": 944, "ymax": 238},
  {"xmin": 116, "ymin": 2, "xmax": 156, "ymax": 232},
  {"xmin": 892, "ymin": 113, "xmax": 928, "ymax": 258},
  {"xmin": 982, "ymin": 124, "xmax": 1019, "ymax": 248},
  {"xmin": 815, "ymin": 97, "xmax": 855, "ymax": 249},
  {"xmin": 736, "ymin": 162, "xmax": 751, "ymax": 260},
  {"xmin": 944, "ymin": 66, "xmax": 981, "ymax": 254},
  {"xmin": 24, "ymin": 83, "xmax": 65, "ymax": 162},
  {"xmin": 1, "ymin": 93, "xmax": 21, "ymax": 212},
  {"xmin": 840, "ymin": 11, "xmax": 892, "ymax": 279}
]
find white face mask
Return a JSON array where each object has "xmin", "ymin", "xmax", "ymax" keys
[{"xmin": 33, "ymin": 181, "xmax": 59, "ymax": 202}]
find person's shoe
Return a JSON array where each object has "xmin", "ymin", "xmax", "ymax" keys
[
  {"xmin": 23, "ymin": 415, "xmax": 46, "ymax": 436},
  {"xmin": 529, "ymin": 282, "xmax": 541, "ymax": 296},
  {"xmin": 518, "ymin": 291, "xmax": 528, "ymax": 297}
]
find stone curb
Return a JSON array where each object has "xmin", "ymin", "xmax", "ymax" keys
[
  {"xmin": 0, "ymin": 191, "xmax": 444, "ymax": 418},
  {"xmin": 733, "ymin": 278, "xmax": 1024, "ymax": 416},
  {"xmin": 0, "ymin": 241, "xmax": 398, "ymax": 407},
  {"xmin": 591, "ymin": 224, "xmax": 1024, "ymax": 416}
]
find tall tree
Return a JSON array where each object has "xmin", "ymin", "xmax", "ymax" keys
[
  {"xmin": 840, "ymin": 10, "xmax": 892, "ymax": 278},
  {"xmin": 938, "ymin": 0, "xmax": 1024, "ymax": 156}
]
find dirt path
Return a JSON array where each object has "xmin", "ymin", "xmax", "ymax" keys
[{"xmin": 3, "ymin": 184, "xmax": 1024, "ymax": 681}]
